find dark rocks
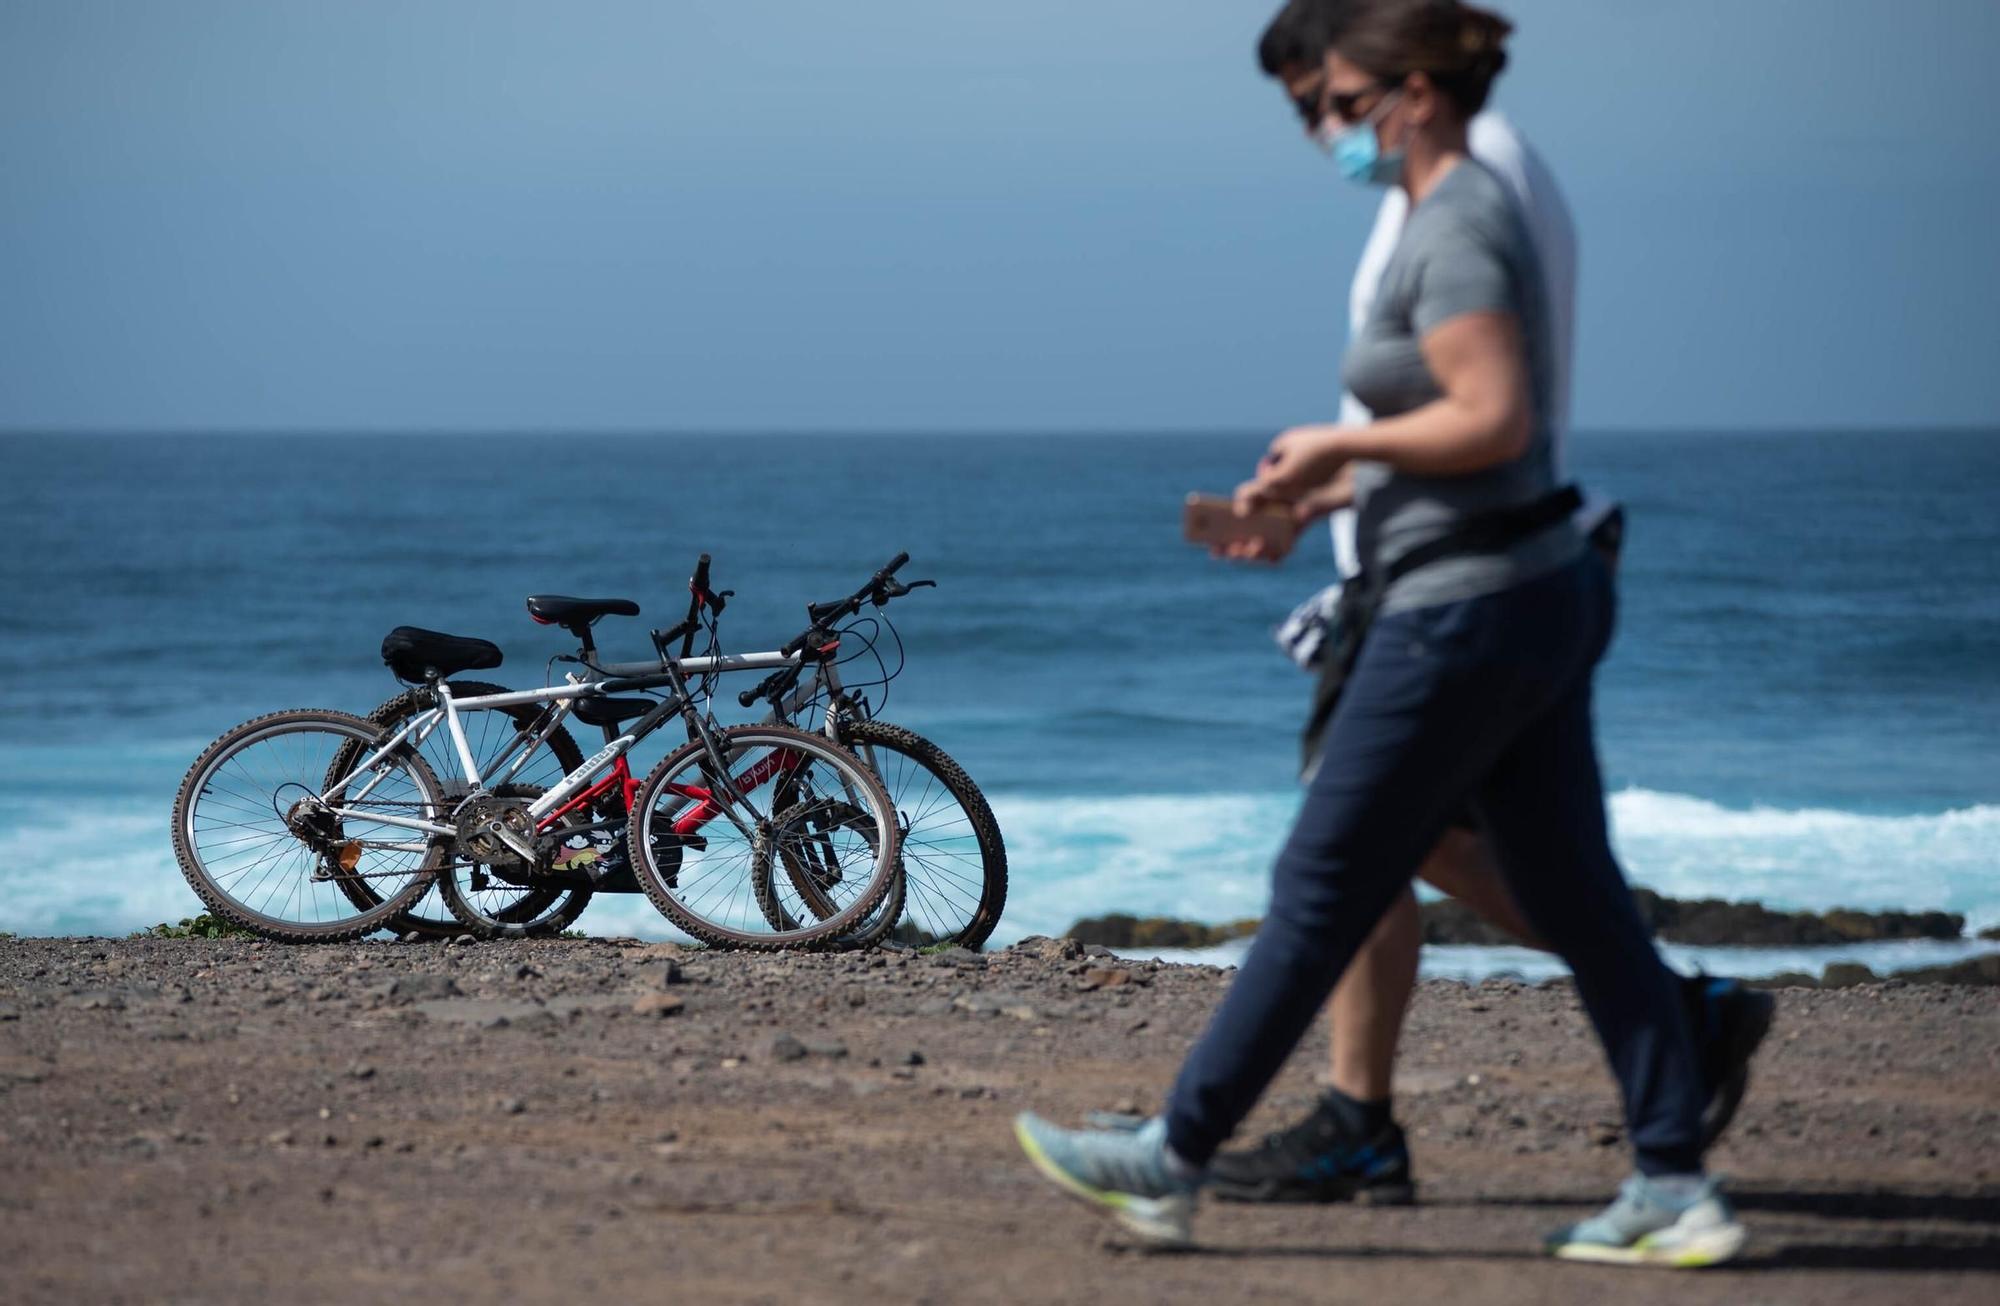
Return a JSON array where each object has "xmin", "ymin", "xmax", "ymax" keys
[
  {"xmin": 1753, "ymin": 971, "xmax": 1820, "ymax": 989},
  {"xmin": 1896, "ymin": 954, "xmax": 2000, "ymax": 986},
  {"xmin": 1065, "ymin": 914, "xmax": 1259, "ymax": 950},
  {"xmin": 1630, "ymin": 891, "xmax": 1964, "ymax": 947},
  {"xmin": 1753, "ymin": 953, "xmax": 2000, "ymax": 990},
  {"xmin": 770, "ymin": 1034, "xmax": 808, "ymax": 1062},
  {"xmin": 1417, "ymin": 900, "xmax": 1519, "ymax": 946},
  {"xmin": 1075, "ymin": 896, "xmax": 1973, "ymax": 951}
]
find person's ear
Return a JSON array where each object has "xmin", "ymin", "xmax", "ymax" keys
[{"xmin": 1404, "ymin": 71, "xmax": 1436, "ymax": 127}]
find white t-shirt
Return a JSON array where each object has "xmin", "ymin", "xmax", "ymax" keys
[{"xmin": 1329, "ymin": 111, "xmax": 1578, "ymax": 578}]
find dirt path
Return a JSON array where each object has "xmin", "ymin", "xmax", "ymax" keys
[{"xmin": 3, "ymin": 935, "xmax": 1996, "ymax": 1304}]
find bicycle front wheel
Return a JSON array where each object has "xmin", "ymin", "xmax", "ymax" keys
[
  {"xmin": 628, "ymin": 724, "xmax": 899, "ymax": 949},
  {"xmin": 171, "ymin": 709, "xmax": 447, "ymax": 942}
]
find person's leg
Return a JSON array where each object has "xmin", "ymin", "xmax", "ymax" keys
[
  {"xmin": 1416, "ymin": 825, "xmax": 1544, "ymax": 945},
  {"xmin": 1398, "ymin": 827, "xmax": 1770, "ymax": 1148},
  {"xmin": 1471, "ymin": 614, "xmax": 1705, "ymax": 1177},
  {"xmin": 1327, "ymin": 885, "xmax": 1420, "ymax": 1102},
  {"xmin": 1016, "ymin": 608, "xmax": 1500, "ymax": 1240},
  {"xmin": 1160, "ymin": 595, "xmax": 1527, "ymax": 1167},
  {"xmin": 1200, "ymin": 882, "xmax": 1424, "ymax": 1206}
]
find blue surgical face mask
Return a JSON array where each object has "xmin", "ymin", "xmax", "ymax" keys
[{"xmin": 1318, "ymin": 90, "xmax": 1405, "ymax": 187}]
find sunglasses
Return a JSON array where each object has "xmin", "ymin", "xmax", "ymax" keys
[{"xmin": 1290, "ymin": 79, "xmax": 1400, "ymax": 130}]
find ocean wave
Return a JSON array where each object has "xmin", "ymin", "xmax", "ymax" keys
[
  {"xmin": 1, "ymin": 786, "xmax": 1995, "ymax": 947},
  {"xmin": 1604, "ymin": 788, "xmax": 2000, "ymax": 922},
  {"xmin": 982, "ymin": 788, "xmax": 2000, "ymax": 949},
  {"xmin": 0, "ymin": 802, "xmax": 199, "ymax": 937}
]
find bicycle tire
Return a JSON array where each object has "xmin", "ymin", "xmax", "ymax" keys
[
  {"xmin": 627, "ymin": 724, "xmax": 899, "ymax": 950},
  {"xmin": 172, "ymin": 709, "xmax": 446, "ymax": 943},
  {"xmin": 346, "ymin": 681, "xmax": 589, "ymax": 937},
  {"xmin": 749, "ymin": 796, "xmax": 906, "ymax": 949},
  {"xmin": 839, "ymin": 719, "xmax": 1007, "ymax": 949}
]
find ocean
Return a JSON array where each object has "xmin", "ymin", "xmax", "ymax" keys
[{"xmin": 3, "ymin": 430, "xmax": 1996, "ymax": 978}]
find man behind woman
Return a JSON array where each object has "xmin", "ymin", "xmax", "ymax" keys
[
  {"xmin": 1197, "ymin": 0, "xmax": 1772, "ymax": 1210},
  {"xmin": 1014, "ymin": 0, "xmax": 1761, "ymax": 1267}
]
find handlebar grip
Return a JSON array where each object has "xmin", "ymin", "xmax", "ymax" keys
[
  {"xmin": 880, "ymin": 552, "xmax": 910, "ymax": 577},
  {"xmin": 654, "ymin": 618, "xmax": 698, "ymax": 651},
  {"xmin": 737, "ymin": 664, "xmax": 799, "ymax": 709},
  {"xmin": 691, "ymin": 554, "xmax": 711, "ymax": 593},
  {"xmin": 780, "ymin": 629, "xmax": 816, "ymax": 657}
]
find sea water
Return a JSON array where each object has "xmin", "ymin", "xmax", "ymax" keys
[{"xmin": 3, "ymin": 430, "xmax": 1996, "ymax": 976}]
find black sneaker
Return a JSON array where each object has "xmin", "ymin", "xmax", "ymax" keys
[
  {"xmin": 1208, "ymin": 1099, "xmax": 1416, "ymax": 1205},
  {"xmin": 1683, "ymin": 976, "xmax": 1776, "ymax": 1149}
]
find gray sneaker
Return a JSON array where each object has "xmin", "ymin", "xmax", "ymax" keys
[
  {"xmin": 1013, "ymin": 1113, "xmax": 1198, "ymax": 1247},
  {"xmin": 1546, "ymin": 1173, "xmax": 1747, "ymax": 1267}
]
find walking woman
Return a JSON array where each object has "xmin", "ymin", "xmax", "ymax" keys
[{"xmin": 1015, "ymin": 0, "xmax": 1747, "ymax": 1266}]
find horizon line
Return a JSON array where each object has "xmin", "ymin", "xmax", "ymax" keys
[{"xmin": 4, "ymin": 422, "xmax": 1998, "ymax": 440}]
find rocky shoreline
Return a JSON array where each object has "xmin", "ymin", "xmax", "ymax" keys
[
  {"xmin": 1068, "ymin": 893, "xmax": 1998, "ymax": 976},
  {"xmin": 2, "ymin": 935, "xmax": 1997, "ymax": 1303}
]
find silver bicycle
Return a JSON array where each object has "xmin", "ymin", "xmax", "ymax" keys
[{"xmin": 359, "ymin": 554, "xmax": 1007, "ymax": 948}]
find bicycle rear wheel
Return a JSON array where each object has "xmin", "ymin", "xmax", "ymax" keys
[
  {"xmin": 172, "ymin": 709, "xmax": 446, "ymax": 942},
  {"xmin": 840, "ymin": 719, "xmax": 1006, "ymax": 949},
  {"xmin": 627, "ymin": 724, "xmax": 899, "ymax": 949}
]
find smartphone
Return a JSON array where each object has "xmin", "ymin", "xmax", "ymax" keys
[{"xmin": 1182, "ymin": 493, "xmax": 1297, "ymax": 553}]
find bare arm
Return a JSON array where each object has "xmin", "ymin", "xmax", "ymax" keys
[
  {"xmin": 1240, "ymin": 309, "xmax": 1534, "ymax": 504},
  {"xmin": 1339, "ymin": 311, "xmax": 1532, "ymax": 474}
]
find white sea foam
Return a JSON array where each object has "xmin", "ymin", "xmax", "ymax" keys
[
  {"xmin": 0, "ymin": 801, "xmax": 199, "ymax": 937},
  {"xmin": 981, "ymin": 788, "xmax": 2000, "ymax": 950},
  {"xmin": 4, "ymin": 786, "xmax": 1996, "ymax": 971}
]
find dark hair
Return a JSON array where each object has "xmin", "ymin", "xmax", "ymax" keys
[
  {"xmin": 1256, "ymin": 0, "xmax": 1350, "ymax": 76},
  {"xmin": 1329, "ymin": 0, "xmax": 1513, "ymax": 116}
]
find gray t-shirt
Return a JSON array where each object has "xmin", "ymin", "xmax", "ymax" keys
[{"xmin": 1340, "ymin": 159, "xmax": 1580, "ymax": 614}]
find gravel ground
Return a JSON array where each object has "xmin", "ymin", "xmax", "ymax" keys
[{"xmin": 2, "ymin": 934, "xmax": 1997, "ymax": 1304}]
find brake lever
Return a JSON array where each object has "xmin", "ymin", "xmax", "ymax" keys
[{"xmin": 873, "ymin": 578, "xmax": 936, "ymax": 605}]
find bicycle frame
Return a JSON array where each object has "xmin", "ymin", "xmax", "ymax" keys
[{"xmin": 320, "ymin": 650, "xmax": 799, "ymax": 847}]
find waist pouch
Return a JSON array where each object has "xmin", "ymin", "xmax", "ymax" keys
[{"xmin": 1298, "ymin": 483, "xmax": 1585, "ymax": 776}]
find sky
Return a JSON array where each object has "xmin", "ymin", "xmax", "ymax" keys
[{"xmin": 2, "ymin": 0, "xmax": 1996, "ymax": 434}]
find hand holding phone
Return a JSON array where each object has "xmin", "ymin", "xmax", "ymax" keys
[{"xmin": 1183, "ymin": 493, "xmax": 1298, "ymax": 562}]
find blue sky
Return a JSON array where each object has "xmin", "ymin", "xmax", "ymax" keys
[{"xmin": 2, "ymin": 0, "xmax": 1995, "ymax": 433}]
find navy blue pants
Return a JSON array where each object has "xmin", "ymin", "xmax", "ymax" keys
[{"xmin": 1164, "ymin": 551, "xmax": 1705, "ymax": 1176}]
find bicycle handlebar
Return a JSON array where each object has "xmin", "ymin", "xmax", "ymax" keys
[
  {"xmin": 762, "ymin": 553, "xmax": 931, "ymax": 697},
  {"xmin": 739, "ymin": 664, "xmax": 803, "ymax": 709}
]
